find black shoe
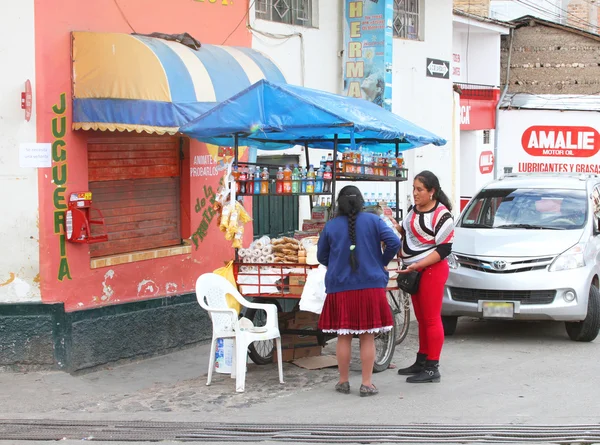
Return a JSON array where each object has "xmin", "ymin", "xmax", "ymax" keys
[
  {"xmin": 406, "ymin": 360, "xmax": 441, "ymax": 383},
  {"xmin": 397, "ymin": 352, "xmax": 427, "ymax": 375}
]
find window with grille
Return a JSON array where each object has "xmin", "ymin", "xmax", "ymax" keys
[
  {"xmin": 255, "ymin": 0, "xmax": 315, "ymax": 27},
  {"xmin": 393, "ymin": 0, "xmax": 422, "ymax": 41}
]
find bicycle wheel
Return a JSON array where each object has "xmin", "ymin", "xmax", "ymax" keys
[
  {"xmin": 373, "ymin": 322, "xmax": 396, "ymax": 373},
  {"xmin": 388, "ymin": 290, "xmax": 411, "ymax": 346}
]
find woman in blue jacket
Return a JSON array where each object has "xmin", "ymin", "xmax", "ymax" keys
[{"xmin": 317, "ymin": 185, "xmax": 401, "ymax": 397}]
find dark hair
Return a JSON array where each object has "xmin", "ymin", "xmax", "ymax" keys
[
  {"xmin": 336, "ymin": 185, "xmax": 365, "ymax": 271},
  {"xmin": 414, "ymin": 170, "xmax": 453, "ymax": 211}
]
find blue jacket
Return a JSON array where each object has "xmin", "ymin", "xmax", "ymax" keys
[{"xmin": 317, "ymin": 212, "xmax": 401, "ymax": 294}]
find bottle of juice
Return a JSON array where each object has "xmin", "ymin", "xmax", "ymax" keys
[
  {"xmin": 260, "ymin": 167, "xmax": 270, "ymax": 194},
  {"xmin": 238, "ymin": 167, "xmax": 247, "ymax": 194},
  {"xmin": 247, "ymin": 167, "xmax": 255, "ymax": 194},
  {"xmin": 232, "ymin": 166, "xmax": 241, "ymax": 194},
  {"xmin": 276, "ymin": 167, "xmax": 284, "ymax": 194},
  {"xmin": 323, "ymin": 163, "xmax": 332, "ymax": 193},
  {"xmin": 283, "ymin": 165, "xmax": 292, "ymax": 194},
  {"xmin": 315, "ymin": 166, "xmax": 324, "ymax": 193},
  {"xmin": 253, "ymin": 166, "xmax": 262, "ymax": 194},
  {"xmin": 301, "ymin": 167, "xmax": 307, "ymax": 194},
  {"xmin": 306, "ymin": 165, "xmax": 315, "ymax": 194},
  {"xmin": 292, "ymin": 165, "xmax": 300, "ymax": 194}
]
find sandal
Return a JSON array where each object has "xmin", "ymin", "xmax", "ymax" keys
[
  {"xmin": 335, "ymin": 381, "xmax": 350, "ymax": 394},
  {"xmin": 359, "ymin": 384, "xmax": 379, "ymax": 397}
]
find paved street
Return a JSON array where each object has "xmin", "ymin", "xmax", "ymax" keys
[{"xmin": 0, "ymin": 317, "xmax": 598, "ymax": 443}]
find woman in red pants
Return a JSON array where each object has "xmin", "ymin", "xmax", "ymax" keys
[{"xmin": 397, "ymin": 170, "xmax": 454, "ymax": 383}]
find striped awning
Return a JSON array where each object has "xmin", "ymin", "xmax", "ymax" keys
[{"xmin": 71, "ymin": 32, "xmax": 286, "ymax": 135}]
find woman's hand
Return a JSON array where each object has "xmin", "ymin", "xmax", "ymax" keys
[{"xmin": 398, "ymin": 263, "xmax": 421, "ymax": 273}]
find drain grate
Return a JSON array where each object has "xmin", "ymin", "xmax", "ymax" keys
[{"xmin": 1, "ymin": 420, "xmax": 600, "ymax": 443}]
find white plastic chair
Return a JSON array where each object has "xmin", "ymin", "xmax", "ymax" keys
[{"xmin": 195, "ymin": 273, "xmax": 284, "ymax": 393}]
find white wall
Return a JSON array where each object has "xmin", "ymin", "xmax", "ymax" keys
[
  {"xmin": 497, "ymin": 108, "xmax": 600, "ymax": 174},
  {"xmin": 251, "ymin": 0, "xmax": 455, "ymax": 217},
  {"xmin": 452, "ymin": 21, "xmax": 506, "ymax": 86},
  {"xmin": 0, "ymin": 0, "xmax": 40, "ymax": 303},
  {"xmin": 393, "ymin": 0, "xmax": 455, "ymax": 212}
]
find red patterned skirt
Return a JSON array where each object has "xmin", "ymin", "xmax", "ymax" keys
[{"xmin": 318, "ymin": 288, "xmax": 394, "ymax": 335}]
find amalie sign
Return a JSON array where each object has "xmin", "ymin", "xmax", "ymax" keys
[{"xmin": 521, "ymin": 126, "xmax": 600, "ymax": 157}]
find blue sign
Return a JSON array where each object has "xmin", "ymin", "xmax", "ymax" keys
[{"xmin": 343, "ymin": 0, "xmax": 393, "ymax": 111}]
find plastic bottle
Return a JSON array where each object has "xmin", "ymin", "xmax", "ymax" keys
[
  {"xmin": 320, "ymin": 156, "xmax": 327, "ymax": 171},
  {"xmin": 378, "ymin": 192, "xmax": 384, "ymax": 206},
  {"xmin": 283, "ymin": 165, "xmax": 292, "ymax": 194},
  {"xmin": 253, "ymin": 166, "xmax": 262, "ymax": 195},
  {"xmin": 260, "ymin": 167, "xmax": 270, "ymax": 194},
  {"xmin": 276, "ymin": 167, "xmax": 284, "ymax": 194},
  {"xmin": 301, "ymin": 167, "xmax": 307, "ymax": 194},
  {"xmin": 247, "ymin": 167, "xmax": 255, "ymax": 194},
  {"xmin": 323, "ymin": 163, "xmax": 332, "ymax": 193},
  {"xmin": 315, "ymin": 166, "xmax": 324, "ymax": 194},
  {"xmin": 386, "ymin": 192, "xmax": 392, "ymax": 207},
  {"xmin": 326, "ymin": 153, "xmax": 333, "ymax": 169},
  {"xmin": 239, "ymin": 167, "xmax": 247, "ymax": 195},
  {"xmin": 232, "ymin": 166, "xmax": 241, "ymax": 194},
  {"xmin": 292, "ymin": 165, "xmax": 300, "ymax": 194},
  {"xmin": 306, "ymin": 165, "xmax": 315, "ymax": 194},
  {"xmin": 370, "ymin": 192, "xmax": 377, "ymax": 206}
]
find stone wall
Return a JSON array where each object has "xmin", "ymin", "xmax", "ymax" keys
[
  {"xmin": 501, "ymin": 22, "xmax": 600, "ymax": 94},
  {"xmin": 454, "ymin": 0, "xmax": 490, "ymax": 17}
]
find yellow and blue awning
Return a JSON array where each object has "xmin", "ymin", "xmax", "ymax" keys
[{"xmin": 72, "ymin": 32, "xmax": 286, "ymax": 135}]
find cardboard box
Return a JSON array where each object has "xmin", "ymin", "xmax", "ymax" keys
[
  {"xmin": 273, "ymin": 348, "xmax": 294, "ymax": 363},
  {"xmin": 302, "ymin": 220, "xmax": 327, "ymax": 232},
  {"xmin": 293, "ymin": 345, "xmax": 322, "ymax": 360},
  {"xmin": 311, "ymin": 206, "xmax": 330, "ymax": 222},
  {"xmin": 293, "ymin": 230, "xmax": 320, "ymax": 240},
  {"xmin": 289, "ymin": 275, "xmax": 307, "ymax": 295}
]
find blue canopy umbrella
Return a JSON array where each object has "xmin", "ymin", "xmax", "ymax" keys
[{"xmin": 179, "ymin": 80, "xmax": 446, "ymax": 152}]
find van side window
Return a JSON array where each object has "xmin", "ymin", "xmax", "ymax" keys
[{"xmin": 592, "ymin": 186, "xmax": 600, "ymax": 221}]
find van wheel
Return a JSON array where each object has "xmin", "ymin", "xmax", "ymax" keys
[
  {"xmin": 565, "ymin": 285, "xmax": 600, "ymax": 342},
  {"xmin": 442, "ymin": 316, "xmax": 458, "ymax": 336}
]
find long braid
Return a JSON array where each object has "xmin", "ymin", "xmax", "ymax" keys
[
  {"xmin": 336, "ymin": 185, "xmax": 364, "ymax": 272},
  {"xmin": 348, "ymin": 209, "xmax": 359, "ymax": 271}
]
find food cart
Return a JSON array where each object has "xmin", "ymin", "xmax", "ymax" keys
[{"xmin": 180, "ymin": 80, "xmax": 447, "ymax": 371}]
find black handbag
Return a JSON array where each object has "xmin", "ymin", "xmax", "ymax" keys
[{"xmin": 396, "ymin": 269, "xmax": 421, "ymax": 295}]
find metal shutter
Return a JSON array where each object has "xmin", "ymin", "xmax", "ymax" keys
[{"xmin": 88, "ymin": 136, "xmax": 181, "ymax": 258}]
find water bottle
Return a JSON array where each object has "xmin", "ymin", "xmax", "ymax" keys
[
  {"xmin": 301, "ymin": 167, "xmax": 307, "ymax": 194},
  {"xmin": 253, "ymin": 166, "xmax": 262, "ymax": 195},
  {"xmin": 315, "ymin": 166, "xmax": 324, "ymax": 194}
]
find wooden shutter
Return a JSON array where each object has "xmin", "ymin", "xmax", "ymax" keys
[{"xmin": 88, "ymin": 136, "xmax": 181, "ymax": 258}]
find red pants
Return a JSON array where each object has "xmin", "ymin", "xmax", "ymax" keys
[{"xmin": 411, "ymin": 260, "xmax": 449, "ymax": 361}]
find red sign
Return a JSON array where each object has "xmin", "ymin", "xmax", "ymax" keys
[
  {"xmin": 479, "ymin": 150, "xmax": 494, "ymax": 174},
  {"xmin": 521, "ymin": 126, "xmax": 600, "ymax": 158},
  {"xmin": 459, "ymin": 88, "xmax": 500, "ymax": 131},
  {"xmin": 21, "ymin": 80, "xmax": 32, "ymax": 122}
]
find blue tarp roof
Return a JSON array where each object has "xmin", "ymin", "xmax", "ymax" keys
[{"xmin": 179, "ymin": 80, "xmax": 447, "ymax": 153}]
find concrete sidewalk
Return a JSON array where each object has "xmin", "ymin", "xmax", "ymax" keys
[{"xmin": 0, "ymin": 318, "xmax": 598, "ymax": 443}]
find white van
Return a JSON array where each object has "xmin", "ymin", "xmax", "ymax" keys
[{"xmin": 443, "ymin": 173, "xmax": 600, "ymax": 342}]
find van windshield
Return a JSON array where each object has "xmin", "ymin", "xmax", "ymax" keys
[{"xmin": 459, "ymin": 188, "xmax": 587, "ymax": 230}]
